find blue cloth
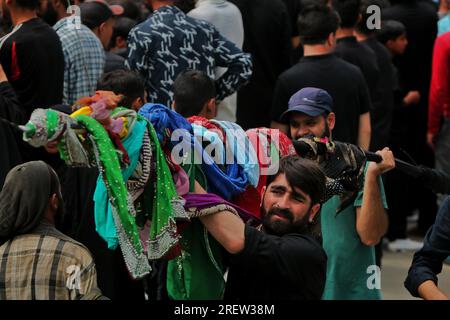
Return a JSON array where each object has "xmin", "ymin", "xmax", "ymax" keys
[
  {"xmin": 211, "ymin": 120, "xmax": 260, "ymax": 187},
  {"xmin": 405, "ymin": 196, "xmax": 450, "ymax": 297},
  {"xmin": 138, "ymin": 103, "xmax": 248, "ymax": 200},
  {"xmin": 192, "ymin": 124, "xmax": 225, "ymax": 164},
  {"xmin": 53, "ymin": 16, "xmax": 105, "ymax": 105},
  {"xmin": 126, "ymin": 5, "xmax": 252, "ymax": 107},
  {"xmin": 93, "ymin": 119, "xmax": 147, "ymax": 249},
  {"xmin": 438, "ymin": 15, "xmax": 450, "ymax": 36}
]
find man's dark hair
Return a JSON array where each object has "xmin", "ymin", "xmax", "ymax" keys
[
  {"xmin": 109, "ymin": 17, "xmax": 137, "ymax": 49},
  {"xmin": 298, "ymin": 4, "xmax": 340, "ymax": 45},
  {"xmin": 60, "ymin": 0, "xmax": 75, "ymax": 9},
  {"xmin": 266, "ymin": 155, "xmax": 327, "ymax": 205},
  {"xmin": 174, "ymin": 0, "xmax": 197, "ymax": 13},
  {"xmin": 15, "ymin": 0, "xmax": 40, "ymax": 10},
  {"xmin": 97, "ymin": 70, "xmax": 145, "ymax": 108},
  {"xmin": 356, "ymin": 0, "xmax": 391, "ymax": 36},
  {"xmin": 332, "ymin": 0, "xmax": 361, "ymax": 29},
  {"xmin": 110, "ymin": 0, "xmax": 142, "ymax": 21},
  {"xmin": 173, "ymin": 70, "xmax": 215, "ymax": 118},
  {"xmin": 376, "ymin": 20, "xmax": 407, "ymax": 44}
]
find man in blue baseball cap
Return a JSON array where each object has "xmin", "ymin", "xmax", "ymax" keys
[
  {"xmin": 284, "ymin": 86, "xmax": 396, "ymax": 300},
  {"xmin": 281, "ymin": 87, "xmax": 336, "ymax": 141}
]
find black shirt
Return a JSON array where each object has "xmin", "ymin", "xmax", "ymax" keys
[
  {"xmin": 363, "ymin": 37, "xmax": 395, "ymax": 151},
  {"xmin": 230, "ymin": 0, "xmax": 292, "ymax": 130},
  {"xmin": 382, "ymin": 1, "xmax": 437, "ymax": 94},
  {"xmin": 271, "ymin": 54, "xmax": 371, "ymax": 145},
  {"xmin": 335, "ymin": 36, "xmax": 379, "ymax": 102},
  {"xmin": 0, "ymin": 17, "xmax": 64, "ymax": 117},
  {"xmin": 104, "ymin": 51, "xmax": 126, "ymax": 73},
  {"xmin": 225, "ymin": 225, "xmax": 327, "ymax": 300}
]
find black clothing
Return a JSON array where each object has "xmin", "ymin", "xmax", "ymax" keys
[
  {"xmin": 383, "ymin": 0, "xmax": 438, "ymax": 236},
  {"xmin": 335, "ymin": 36, "xmax": 379, "ymax": 103},
  {"xmin": 271, "ymin": 54, "xmax": 370, "ymax": 145},
  {"xmin": 225, "ymin": 225, "xmax": 327, "ymax": 300},
  {"xmin": 230, "ymin": 0, "xmax": 292, "ymax": 130},
  {"xmin": 0, "ymin": 17, "xmax": 64, "ymax": 117},
  {"xmin": 0, "ymin": 81, "xmax": 23, "ymax": 188},
  {"xmin": 363, "ymin": 37, "xmax": 395, "ymax": 151},
  {"xmin": 405, "ymin": 197, "xmax": 450, "ymax": 297},
  {"xmin": 104, "ymin": 51, "xmax": 126, "ymax": 73}
]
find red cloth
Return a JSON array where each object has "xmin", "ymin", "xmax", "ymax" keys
[
  {"xmin": 233, "ymin": 128, "xmax": 296, "ymax": 218},
  {"xmin": 429, "ymin": 32, "xmax": 450, "ymax": 135},
  {"xmin": 10, "ymin": 42, "xmax": 20, "ymax": 81},
  {"xmin": 187, "ymin": 116, "xmax": 226, "ymax": 142}
]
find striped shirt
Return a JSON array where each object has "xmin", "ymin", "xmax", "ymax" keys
[
  {"xmin": 54, "ymin": 16, "xmax": 105, "ymax": 106},
  {"xmin": 0, "ymin": 222, "xmax": 99, "ymax": 300}
]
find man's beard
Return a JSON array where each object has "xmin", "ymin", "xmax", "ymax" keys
[
  {"xmin": 40, "ymin": 3, "xmax": 58, "ymax": 26},
  {"xmin": 260, "ymin": 205, "xmax": 311, "ymax": 237}
]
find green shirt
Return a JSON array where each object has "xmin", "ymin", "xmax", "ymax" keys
[{"xmin": 321, "ymin": 168, "xmax": 387, "ymax": 300}]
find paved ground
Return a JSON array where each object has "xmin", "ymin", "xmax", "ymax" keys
[{"xmin": 381, "ymin": 250, "xmax": 450, "ymax": 300}]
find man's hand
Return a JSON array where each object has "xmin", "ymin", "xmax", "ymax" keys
[
  {"xmin": 0, "ymin": 63, "xmax": 8, "ymax": 83},
  {"xmin": 403, "ymin": 91, "xmax": 421, "ymax": 106},
  {"xmin": 427, "ymin": 132, "xmax": 437, "ymax": 151},
  {"xmin": 418, "ymin": 280, "xmax": 449, "ymax": 300},
  {"xmin": 367, "ymin": 147, "xmax": 396, "ymax": 176}
]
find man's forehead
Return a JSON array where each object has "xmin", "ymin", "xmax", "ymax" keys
[
  {"xmin": 270, "ymin": 173, "xmax": 309, "ymax": 198},
  {"xmin": 290, "ymin": 112, "xmax": 321, "ymax": 122}
]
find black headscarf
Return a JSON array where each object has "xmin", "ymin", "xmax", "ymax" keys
[{"xmin": 0, "ymin": 161, "xmax": 60, "ymax": 244}]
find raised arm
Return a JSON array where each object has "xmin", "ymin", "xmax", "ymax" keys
[{"xmin": 356, "ymin": 148, "xmax": 394, "ymax": 246}]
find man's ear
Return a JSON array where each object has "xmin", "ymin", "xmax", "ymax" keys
[
  {"xmin": 327, "ymin": 112, "xmax": 336, "ymax": 131},
  {"xmin": 308, "ymin": 203, "xmax": 321, "ymax": 223},
  {"xmin": 206, "ymin": 98, "xmax": 216, "ymax": 119},
  {"xmin": 260, "ymin": 186, "xmax": 267, "ymax": 207},
  {"xmin": 327, "ymin": 32, "xmax": 336, "ymax": 48},
  {"xmin": 50, "ymin": 193, "xmax": 59, "ymax": 212},
  {"xmin": 131, "ymin": 97, "xmax": 143, "ymax": 111},
  {"xmin": 115, "ymin": 36, "xmax": 127, "ymax": 49}
]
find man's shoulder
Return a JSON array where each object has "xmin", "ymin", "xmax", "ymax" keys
[{"xmin": 280, "ymin": 55, "xmax": 361, "ymax": 81}]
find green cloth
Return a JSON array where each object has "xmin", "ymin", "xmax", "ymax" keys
[
  {"xmin": 93, "ymin": 118, "xmax": 146, "ymax": 249},
  {"xmin": 321, "ymin": 164, "xmax": 387, "ymax": 300},
  {"xmin": 167, "ymin": 163, "xmax": 226, "ymax": 300},
  {"xmin": 75, "ymin": 114, "xmax": 150, "ymax": 279}
]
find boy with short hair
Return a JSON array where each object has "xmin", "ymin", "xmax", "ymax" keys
[
  {"xmin": 172, "ymin": 70, "xmax": 217, "ymax": 119},
  {"xmin": 96, "ymin": 69, "xmax": 146, "ymax": 110}
]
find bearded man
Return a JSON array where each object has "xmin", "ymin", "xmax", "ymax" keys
[{"xmin": 195, "ymin": 155, "xmax": 328, "ymax": 300}]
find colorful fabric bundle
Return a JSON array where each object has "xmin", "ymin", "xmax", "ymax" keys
[
  {"xmin": 233, "ymin": 128, "xmax": 297, "ymax": 217},
  {"xmin": 138, "ymin": 104, "xmax": 248, "ymax": 200},
  {"xmin": 75, "ymin": 114, "xmax": 151, "ymax": 279},
  {"xmin": 211, "ymin": 120, "xmax": 260, "ymax": 188}
]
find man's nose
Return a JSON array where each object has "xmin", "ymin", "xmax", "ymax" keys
[
  {"xmin": 276, "ymin": 193, "xmax": 291, "ymax": 210},
  {"xmin": 298, "ymin": 126, "xmax": 310, "ymax": 138}
]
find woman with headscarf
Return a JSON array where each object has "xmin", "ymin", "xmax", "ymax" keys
[{"xmin": 0, "ymin": 161, "xmax": 102, "ymax": 300}]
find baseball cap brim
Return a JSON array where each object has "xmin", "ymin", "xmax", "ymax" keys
[{"xmin": 280, "ymin": 104, "xmax": 327, "ymax": 122}]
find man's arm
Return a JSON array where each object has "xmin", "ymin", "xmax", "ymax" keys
[
  {"xmin": 358, "ymin": 112, "xmax": 371, "ymax": 151},
  {"xmin": 417, "ymin": 280, "xmax": 449, "ymax": 300},
  {"xmin": 125, "ymin": 26, "xmax": 150, "ymax": 79},
  {"xmin": 0, "ymin": 63, "xmax": 24, "ymax": 123},
  {"xmin": 212, "ymin": 26, "xmax": 252, "ymax": 102},
  {"xmin": 356, "ymin": 148, "xmax": 394, "ymax": 246},
  {"xmin": 194, "ymin": 181, "xmax": 245, "ymax": 254},
  {"xmin": 405, "ymin": 197, "xmax": 450, "ymax": 299}
]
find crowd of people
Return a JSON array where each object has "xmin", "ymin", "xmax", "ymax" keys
[{"xmin": 0, "ymin": 0, "xmax": 449, "ymax": 301}]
